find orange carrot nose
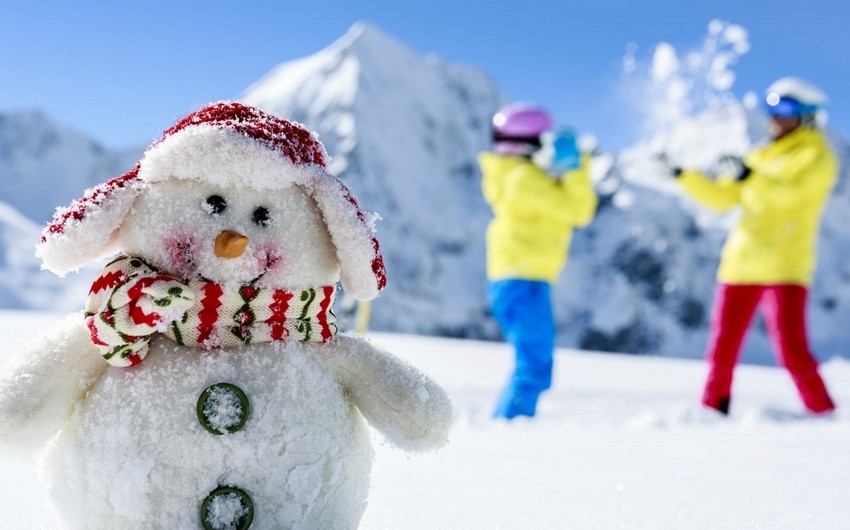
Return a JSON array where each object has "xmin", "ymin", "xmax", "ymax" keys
[{"xmin": 214, "ymin": 230, "xmax": 249, "ymax": 259}]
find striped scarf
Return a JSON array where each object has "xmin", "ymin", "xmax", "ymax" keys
[{"xmin": 85, "ymin": 255, "xmax": 337, "ymax": 367}]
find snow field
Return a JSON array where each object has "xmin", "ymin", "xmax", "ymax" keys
[{"xmin": 2, "ymin": 312, "xmax": 849, "ymax": 529}]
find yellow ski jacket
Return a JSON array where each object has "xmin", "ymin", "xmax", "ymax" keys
[
  {"xmin": 677, "ymin": 126, "xmax": 837, "ymax": 286},
  {"xmin": 480, "ymin": 152, "xmax": 597, "ymax": 283}
]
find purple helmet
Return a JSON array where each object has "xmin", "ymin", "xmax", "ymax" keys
[{"xmin": 492, "ymin": 103, "xmax": 553, "ymax": 155}]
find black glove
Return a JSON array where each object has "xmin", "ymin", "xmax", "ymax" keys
[
  {"xmin": 736, "ymin": 164, "xmax": 751, "ymax": 181},
  {"xmin": 716, "ymin": 155, "xmax": 750, "ymax": 182},
  {"xmin": 655, "ymin": 153, "xmax": 683, "ymax": 178}
]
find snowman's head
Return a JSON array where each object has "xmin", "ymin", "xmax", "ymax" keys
[{"xmin": 37, "ymin": 102, "xmax": 386, "ymax": 300}]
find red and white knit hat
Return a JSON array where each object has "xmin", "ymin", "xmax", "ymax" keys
[{"xmin": 37, "ymin": 102, "xmax": 387, "ymax": 300}]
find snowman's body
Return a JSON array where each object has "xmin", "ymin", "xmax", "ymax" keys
[
  {"xmin": 45, "ymin": 332, "xmax": 372, "ymax": 530},
  {"xmin": 0, "ymin": 103, "xmax": 452, "ymax": 530}
]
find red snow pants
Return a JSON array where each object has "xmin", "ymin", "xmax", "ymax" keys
[{"xmin": 702, "ymin": 283, "xmax": 835, "ymax": 414}]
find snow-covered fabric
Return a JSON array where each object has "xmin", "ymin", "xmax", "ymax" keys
[
  {"xmin": 85, "ymin": 255, "xmax": 337, "ymax": 367},
  {"xmin": 0, "ymin": 315, "xmax": 106, "ymax": 453},
  {"xmin": 37, "ymin": 102, "xmax": 386, "ymax": 300},
  {"xmin": 0, "ymin": 102, "xmax": 452, "ymax": 530},
  {"xmin": 36, "ymin": 167, "xmax": 142, "ymax": 275}
]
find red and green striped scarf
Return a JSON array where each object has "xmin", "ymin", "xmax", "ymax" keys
[{"xmin": 85, "ymin": 255, "xmax": 338, "ymax": 367}]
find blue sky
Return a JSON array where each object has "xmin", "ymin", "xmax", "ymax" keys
[{"xmin": 2, "ymin": 0, "xmax": 848, "ymax": 151}]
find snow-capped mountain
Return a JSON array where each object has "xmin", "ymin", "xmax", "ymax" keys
[
  {"xmin": 0, "ymin": 201, "xmax": 87, "ymax": 309},
  {"xmin": 0, "ymin": 22, "xmax": 848, "ymax": 363},
  {"xmin": 0, "ymin": 111, "xmax": 141, "ymax": 223},
  {"xmin": 0, "ymin": 111, "xmax": 141, "ymax": 308}
]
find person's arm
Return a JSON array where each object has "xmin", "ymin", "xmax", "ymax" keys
[
  {"xmin": 560, "ymin": 153, "xmax": 597, "ymax": 227},
  {"xmin": 677, "ymin": 169, "xmax": 741, "ymax": 212},
  {"xmin": 480, "ymin": 153, "xmax": 504, "ymax": 207}
]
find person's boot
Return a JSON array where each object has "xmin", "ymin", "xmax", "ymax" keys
[
  {"xmin": 794, "ymin": 372, "xmax": 835, "ymax": 414},
  {"xmin": 493, "ymin": 385, "xmax": 540, "ymax": 420},
  {"xmin": 702, "ymin": 395, "xmax": 730, "ymax": 416}
]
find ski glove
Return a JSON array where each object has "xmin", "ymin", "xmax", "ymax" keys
[
  {"xmin": 550, "ymin": 129, "xmax": 581, "ymax": 173},
  {"xmin": 715, "ymin": 155, "xmax": 751, "ymax": 182},
  {"xmin": 655, "ymin": 153, "xmax": 683, "ymax": 178}
]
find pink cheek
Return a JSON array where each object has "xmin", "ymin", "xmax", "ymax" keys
[
  {"xmin": 163, "ymin": 234, "xmax": 195, "ymax": 276},
  {"xmin": 258, "ymin": 245, "xmax": 285, "ymax": 273}
]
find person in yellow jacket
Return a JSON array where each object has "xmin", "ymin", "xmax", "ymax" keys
[
  {"xmin": 671, "ymin": 77, "xmax": 837, "ymax": 415},
  {"xmin": 480, "ymin": 103, "xmax": 597, "ymax": 419}
]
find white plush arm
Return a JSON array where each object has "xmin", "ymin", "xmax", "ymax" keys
[
  {"xmin": 323, "ymin": 334, "xmax": 453, "ymax": 452},
  {"xmin": 0, "ymin": 313, "xmax": 107, "ymax": 452}
]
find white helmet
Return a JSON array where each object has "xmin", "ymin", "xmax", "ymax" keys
[
  {"xmin": 766, "ymin": 77, "xmax": 828, "ymax": 105},
  {"xmin": 765, "ymin": 76, "xmax": 828, "ymax": 125}
]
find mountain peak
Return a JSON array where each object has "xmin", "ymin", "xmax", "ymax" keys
[
  {"xmin": 329, "ymin": 22, "xmax": 415, "ymax": 60},
  {"xmin": 239, "ymin": 22, "xmax": 431, "ymax": 117},
  {"xmin": 342, "ymin": 21, "xmax": 386, "ymax": 41}
]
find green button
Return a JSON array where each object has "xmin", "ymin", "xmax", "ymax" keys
[
  {"xmin": 197, "ymin": 383, "xmax": 250, "ymax": 435},
  {"xmin": 201, "ymin": 485, "xmax": 254, "ymax": 530}
]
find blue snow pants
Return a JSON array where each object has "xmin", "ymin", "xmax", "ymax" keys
[{"xmin": 488, "ymin": 279, "xmax": 556, "ymax": 419}]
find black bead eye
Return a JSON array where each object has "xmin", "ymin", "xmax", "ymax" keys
[
  {"xmin": 204, "ymin": 195, "xmax": 227, "ymax": 216},
  {"xmin": 252, "ymin": 207, "xmax": 271, "ymax": 227}
]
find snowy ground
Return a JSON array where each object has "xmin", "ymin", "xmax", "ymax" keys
[{"xmin": 1, "ymin": 310, "xmax": 849, "ymax": 529}]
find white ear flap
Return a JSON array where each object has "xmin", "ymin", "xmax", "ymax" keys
[
  {"xmin": 309, "ymin": 173, "xmax": 387, "ymax": 301},
  {"xmin": 36, "ymin": 168, "xmax": 142, "ymax": 276}
]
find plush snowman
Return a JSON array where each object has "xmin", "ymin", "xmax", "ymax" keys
[{"xmin": 0, "ymin": 102, "xmax": 453, "ymax": 530}]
